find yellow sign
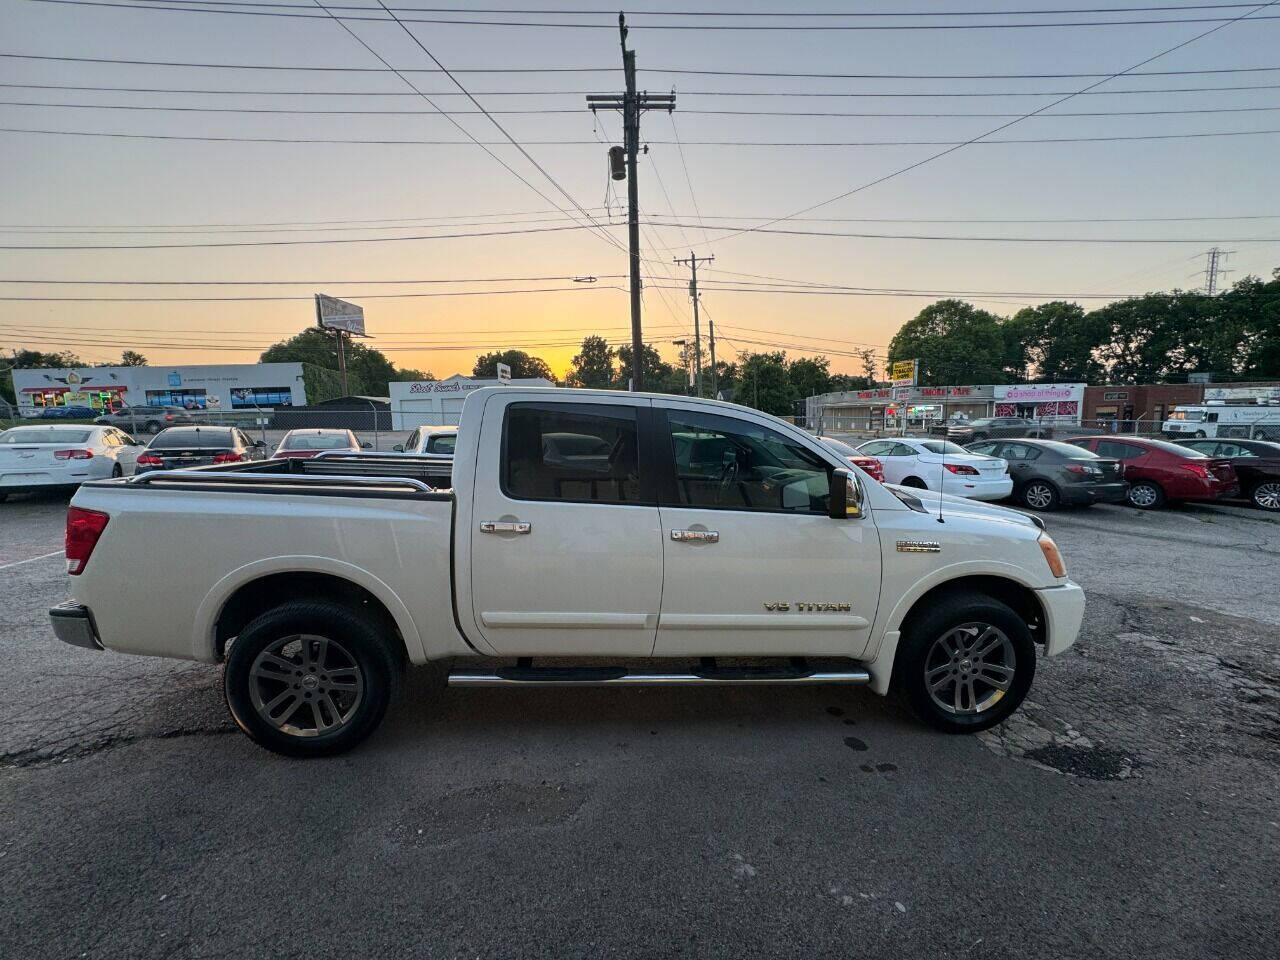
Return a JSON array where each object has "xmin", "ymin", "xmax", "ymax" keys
[{"xmin": 890, "ymin": 359, "xmax": 917, "ymax": 385}]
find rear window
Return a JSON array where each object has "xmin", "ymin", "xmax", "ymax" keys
[
  {"xmin": 150, "ymin": 428, "xmax": 234, "ymax": 448},
  {"xmin": 281, "ymin": 433, "xmax": 352, "ymax": 450},
  {"xmin": 0, "ymin": 428, "xmax": 93, "ymax": 444},
  {"xmin": 426, "ymin": 434, "xmax": 457, "ymax": 454},
  {"xmin": 918, "ymin": 440, "xmax": 969, "ymax": 455},
  {"xmin": 1035, "ymin": 440, "xmax": 1100, "ymax": 458},
  {"xmin": 822, "ymin": 437, "xmax": 859, "ymax": 457}
]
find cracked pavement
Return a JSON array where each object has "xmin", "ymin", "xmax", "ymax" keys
[{"xmin": 1, "ymin": 494, "xmax": 1277, "ymax": 959}]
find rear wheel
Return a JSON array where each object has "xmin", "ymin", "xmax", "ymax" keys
[
  {"xmin": 895, "ymin": 593, "xmax": 1035, "ymax": 734},
  {"xmin": 110, "ymin": 463, "xmax": 122, "ymax": 479},
  {"xmin": 902, "ymin": 476, "xmax": 927, "ymax": 489},
  {"xmin": 224, "ymin": 600, "xmax": 399, "ymax": 758},
  {"xmin": 1127, "ymin": 480, "xmax": 1165, "ymax": 509},
  {"xmin": 1021, "ymin": 480, "xmax": 1059, "ymax": 511},
  {"xmin": 1251, "ymin": 481, "xmax": 1280, "ymax": 512}
]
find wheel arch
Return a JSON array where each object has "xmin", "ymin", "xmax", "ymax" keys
[{"xmin": 195, "ymin": 558, "xmax": 427, "ymax": 665}]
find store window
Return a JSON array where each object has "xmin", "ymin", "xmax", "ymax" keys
[
  {"xmin": 230, "ymin": 387, "xmax": 294, "ymax": 408},
  {"xmin": 145, "ymin": 389, "xmax": 208, "ymax": 409}
]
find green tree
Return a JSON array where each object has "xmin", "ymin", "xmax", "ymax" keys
[
  {"xmin": 737, "ymin": 351, "xmax": 797, "ymax": 416},
  {"xmin": 473, "ymin": 350, "xmax": 555, "ymax": 382},
  {"xmin": 260, "ymin": 328, "xmax": 420, "ymax": 396},
  {"xmin": 566, "ymin": 336, "xmax": 616, "ymax": 389},
  {"xmin": 614, "ymin": 344, "xmax": 676, "ymax": 392},
  {"xmin": 786, "ymin": 355, "xmax": 831, "ymax": 401},
  {"xmin": 887, "ymin": 300, "xmax": 1011, "ymax": 386},
  {"xmin": 1009, "ymin": 301, "xmax": 1105, "ymax": 383},
  {"xmin": 118, "ymin": 350, "xmax": 148, "ymax": 367},
  {"xmin": 390, "ymin": 367, "xmax": 434, "ymax": 382}
]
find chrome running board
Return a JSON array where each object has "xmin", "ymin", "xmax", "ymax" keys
[{"xmin": 447, "ymin": 666, "xmax": 870, "ymax": 688}]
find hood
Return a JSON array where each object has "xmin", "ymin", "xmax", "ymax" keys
[{"xmin": 884, "ymin": 483, "xmax": 1043, "ymax": 531}]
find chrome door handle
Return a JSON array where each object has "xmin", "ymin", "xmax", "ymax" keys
[
  {"xmin": 670, "ymin": 529, "xmax": 719, "ymax": 543},
  {"xmin": 480, "ymin": 521, "xmax": 531, "ymax": 535}
]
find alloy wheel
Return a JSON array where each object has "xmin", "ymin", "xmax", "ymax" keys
[
  {"xmin": 923, "ymin": 622, "xmax": 1017, "ymax": 716},
  {"xmin": 247, "ymin": 633, "xmax": 364, "ymax": 738},
  {"xmin": 1024, "ymin": 483, "xmax": 1054, "ymax": 510},
  {"xmin": 1129, "ymin": 484, "xmax": 1159, "ymax": 508},
  {"xmin": 1254, "ymin": 482, "xmax": 1280, "ymax": 511}
]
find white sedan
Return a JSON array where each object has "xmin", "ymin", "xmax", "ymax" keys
[
  {"xmin": 0, "ymin": 424, "xmax": 141, "ymax": 501},
  {"xmin": 856, "ymin": 437, "xmax": 1012, "ymax": 501}
]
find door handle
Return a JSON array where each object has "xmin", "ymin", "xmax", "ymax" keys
[
  {"xmin": 480, "ymin": 521, "xmax": 531, "ymax": 535},
  {"xmin": 670, "ymin": 529, "xmax": 719, "ymax": 543}
]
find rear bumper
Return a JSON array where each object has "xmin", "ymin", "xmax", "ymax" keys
[
  {"xmin": 1035, "ymin": 582, "xmax": 1085, "ymax": 657},
  {"xmin": 1061, "ymin": 481, "xmax": 1128, "ymax": 505},
  {"xmin": 49, "ymin": 602, "xmax": 103, "ymax": 651},
  {"xmin": 941, "ymin": 475, "xmax": 1013, "ymax": 501}
]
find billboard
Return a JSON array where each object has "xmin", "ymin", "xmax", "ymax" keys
[
  {"xmin": 890, "ymin": 359, "xmax": 917, "ymax": 387},
  {"xmin": 316, "ymin": 294, "xmax": 365, "ymax": 335}
]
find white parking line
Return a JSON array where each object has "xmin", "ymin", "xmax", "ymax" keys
[{"xmin": 0, "ymin": 550, "xmax": 65, "ymax": 571}]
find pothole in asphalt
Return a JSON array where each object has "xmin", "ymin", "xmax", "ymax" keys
[
  {"xmin": 393, "ymin": 780, "xmax": 588, "ymax": 846},
  {"xmin": 977, "ymin": 701, "xmax": 1138, "ymax": 781},
  {"xmin": 1021, "ymin": 744, "xmax": 1134, "ymax": 781}
]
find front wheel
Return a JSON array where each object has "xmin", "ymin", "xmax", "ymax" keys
[
  {"xmin": 895, "ymin": 593, "xmax": 1035, "ymax": 734},
  {"xmin": 1127, "ymin": 480, "xmax": 1165, "ymax": 510},
  {"xmin": 1251, "ymin": 481, "xmax": 1280, "ymax": 512},
  {"xmin": 224, "ymin": 600, "xmax": 399, "ymax": 758},
  {"xmin": 1021, "ymin": 480, "xmax": 1059, "ymax": 511}
]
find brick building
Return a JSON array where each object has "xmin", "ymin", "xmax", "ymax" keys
[{"xmin": 1082, "ymin": 384, "xmax": 1203, "ymax": 429}]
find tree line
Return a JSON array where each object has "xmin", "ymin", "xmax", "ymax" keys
[{"xmin": 886, "ymin": 268, "xmax": 1280, "ymax": 387}]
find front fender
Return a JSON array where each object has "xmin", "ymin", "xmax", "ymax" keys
[{"xmin": 192, "ymin": 555, "xmax": 427, "ymax": 664}]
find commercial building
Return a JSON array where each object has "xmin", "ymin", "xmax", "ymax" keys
[
  {"xmin": 389, "ymin": 374, "xmax": 556, "ymax": 429},
  {"xmin": 1082, "ymin": 381, "xmax": 1280, "ymax": 428},
  {"xmin": 806, "ymin": 382, "xmax": 1085, "ymax": 434},
  {"xmin": 11, "ymin": 362, "xmax": 307, "ymax": 416}
]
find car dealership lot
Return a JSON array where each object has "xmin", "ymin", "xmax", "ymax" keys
[{"xmin": 2, "ymin": 497, "xmax": 1277, "ymax": 959}]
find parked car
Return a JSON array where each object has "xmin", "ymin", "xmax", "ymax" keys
[
  {"xmin": 0, "ymin": 424, "xmax": 140, "ymax": 500},
  {"xmin": 272, "ymin": 428, "xmax": 368, "ymax": 460},
  {"xmin": 934, "ymin": 416, "xmax": 1054, "ymax": 443},
  {"xmin": 819, "ymin": 436, "xmax": 885, "ymax": 482},
  {"xmin": 394, "ymin": 424, "xmax": 458, "ymax": 455},
  {"xmin": 51, "ymin": 387, "xmax": 1083, "ymax": 757},
  {"xmin": 1068, "ymin": 436, "xmax": 1239, "ymax": 509},
  {"xmin": 95, "ymin": 404, "xmax": 194, "ymax": 434},
  {"xmin": 37, "ymin": 405, "xmax": 97, "ymax": 420},
  {"xmin": 965, "ymin": 438, "xmax": 1127, "ymax": 511},
  {"xmin": 134, "ymin": 426, "xmax": 268, "ymax": 474},
  {"xmin": 856, "ymin": 437, "xmax": 1012, "ymax": 501},
  {"xmin": 1174, "ymin": 437, "xmax": 1280, "ymax": 512}
]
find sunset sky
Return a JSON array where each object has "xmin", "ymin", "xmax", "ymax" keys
[{"xmin": 3, "ymin": 0, "xmax": 1280, "ymax": 380}]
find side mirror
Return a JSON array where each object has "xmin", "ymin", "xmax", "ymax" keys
[
  {"xmin": 828, "ymin": 468, "xmax": 862, "ymax": 520},
  {"xmin": 392, "ymin": 444, "xmax": 405, "ymax": 452},
  {"xmin": 361, "ymin": 442, "xmax": 373, "ymax": 450}
]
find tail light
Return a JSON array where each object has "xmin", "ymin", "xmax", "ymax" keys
[
  {"xmin": 65, "ymin": 507, "xmax": 110, "ymax": 575},
  {"xmin": 54, "ymin": 449, "xmax": 94, "ymax": 460},
  {"xmin": 165, "ymin": 414, "xmax": 174, "ymax": 421},
  {"xmin": 212, "ymin": 452, "xmax": 244, "ymax": 464},
  {"xmin": 943, "ymin": 463, "xmax": 980, "ymax": 475},
  {"xmin": 1066, "ymin": 464, "xmax": 1101, "ymax": 476},
  {"xmin": 1180, "ymin": 462, "xmax": 1210, "ymax": 479},
  {"xmin": 136, "ymin": 453, "xmax": 163, "ymax": 466}
]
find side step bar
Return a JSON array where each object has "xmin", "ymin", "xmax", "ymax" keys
[{"xmin": 447, "ymin": 666, "xmax": 871, "ymax": 688}]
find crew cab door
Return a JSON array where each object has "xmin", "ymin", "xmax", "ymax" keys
[
  {"xmin": 652, "ymin": 404, "xmax": 881, "ymax": 657},
  {"xmin": 468, "ymin": 397, "xmax": 662, "ymax": 656}
]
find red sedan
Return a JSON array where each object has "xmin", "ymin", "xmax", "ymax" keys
[
  {"xmin": 1068, "ymin": 436, "xmax": 1238, "ymax": 509},
  {"xmin": 820, "ymin": 436, "xmax": 885, "ymax": 483}
]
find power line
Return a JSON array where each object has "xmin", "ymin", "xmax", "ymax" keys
[
  {"xmin": 24, "ymin": 0, "xmax": 1280, "ymax": 29},
  {"xmin": 4, "ymin": 52, "xmax": 1276, "ymax": 79},
  {"xmin": 0, "ymin": 274, "xmax": 626, "ymax": 284},
  {"xmin": 8, "ymin": 125, "xmax": 1280, "ymax": 147},
  {"xmin": 697, "ymin": 0, "xmax": 1280, "ymax": 245},
  {"xmin": 0, "ymin": 284, "xmax": 628, "ymax": 300}
]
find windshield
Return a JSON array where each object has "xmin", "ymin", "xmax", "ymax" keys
[
  {"xmin": 426, "ymin": 434, "xmax": 457, "ymax": 454},
  {"xmin": 918, "ymin": 440, "xmax": 970, "ymax": 455},
  {"xmin": 0, "ymin": 428, "xmax": 93, "ymax": 444},
  {"xmin": 281, "ymin": 433, "xmax": 352, "ymax": 450},
  {"xmin": 1168, "ymin": 409, "xmax": 1204, "ymax": 421}
]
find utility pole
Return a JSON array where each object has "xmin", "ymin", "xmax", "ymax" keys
[
  {"xmin": 1200, "ymin": 246, "xmax": 1234, "ymax": 295},
  {"xmin": 674, "ymin": 251, "xmax": 714, "ymax": 397},
  {"xmin": 586, "ymin": 15, "xmax": 674, "ymax": 391}
]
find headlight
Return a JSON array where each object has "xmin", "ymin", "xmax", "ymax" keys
[{"xmin": 1038, "ymin": 533, "xmax": 1067, "ymax": 578}]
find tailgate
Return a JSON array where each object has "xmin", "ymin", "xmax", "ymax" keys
[{"xmin": 152, "ymin": 446, "xmax": 225, "ymax": 468}]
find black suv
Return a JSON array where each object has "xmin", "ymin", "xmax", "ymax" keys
[{"xmin": 95, "ymin": 405, "xmax": 195, "ymax": 434}]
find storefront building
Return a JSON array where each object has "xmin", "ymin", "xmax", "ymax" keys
[
  {"xmin": 807, "ymin": 382, "xmax": 1085, "ymax": 434},
  {"xmin": 11, "ymin": 363, "xmax": 306, "ymax": 416},
  {"xmin": 389, "ymin": 374, "xmax": 555, "ymax": 429}
]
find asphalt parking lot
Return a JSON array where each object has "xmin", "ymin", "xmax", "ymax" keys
[{"xmin": 1, "ymin": 494, "xmax": 1277, "ymax": 959}]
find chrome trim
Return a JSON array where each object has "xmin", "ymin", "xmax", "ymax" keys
[
  {"xmin": 48, "ymin": 602, "xmax": 102, "ymax": 651},
  {"xmin": 448, "ymin": 669, "xmax": 870, "ymax": 688},
  {"xmin": 128, "ymin": 470, "xmax": 436, "ymax": 493},
  {"xmin": 670, "ymin": 529, "xmax": 720, "ymax": 543},
  {"xmin": 479, "ymin": 520, "xmax": 532, "ymax": 535}
]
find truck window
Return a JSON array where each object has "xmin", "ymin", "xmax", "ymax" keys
[
  {"xmin": 664, "ymin": 411, "xmax": 830, "ymax": 514},
  {"xmin": 502, "ymin": 404, "xmax": 641, "ymax": 504}
]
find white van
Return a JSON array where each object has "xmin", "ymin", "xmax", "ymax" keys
[{"xmin": 1162, "ymin": 404, "xmax": 1280, "ymax": 440}]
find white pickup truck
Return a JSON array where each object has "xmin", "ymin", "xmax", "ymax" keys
[{"xmin": 50, "ymin": 388, "xmax": 1084, "ymax": 757}]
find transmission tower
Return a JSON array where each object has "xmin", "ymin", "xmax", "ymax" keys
[{"xmin": 1199, "ymin": 246, "xmax": 1234, "ymax": 295}]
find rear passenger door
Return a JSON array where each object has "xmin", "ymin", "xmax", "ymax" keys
[{"xmin": 468, "ymin": 398, "xmax": 663, "ymax": 656}]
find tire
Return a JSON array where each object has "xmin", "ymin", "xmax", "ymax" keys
[
  {"xmin": 1192, "ymin": 431, "xmax": 1206, "ymax": 439},
  {"xmin": 1020, "ymin": 480, "xmax": 1059, "ymax": 511},
  {"xmin": 902, "ymin": 476, "xmax": 927, "ymax": 489},
  {"xmin": 111, "ymin": 463, "xmax": 122, "ymax": 479},
  {"xmin": 224, "ymin": 600, "xmax": 400, "ymax": 758},
  {"xmin": 144, "ymin": 420, "xmax": 162, "ymax": 434},
  {"xmin": 894, "ymin": 592, "xmax": 1036, "ymax": 734},
  {"xmin": 0, "ymin": 492, "xmax": 8, "ymax": 503},
  {"xmin": 1251, "ymin": 480, "xmax": 1280, "ymax": 512},
  {"xmin": 1127, "ymin": 480, "xmax": 1165, "ymax": 510}
]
